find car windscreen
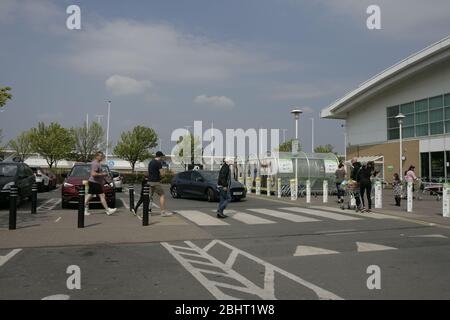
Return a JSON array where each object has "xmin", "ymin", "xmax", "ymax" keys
[
  {"xmin": 0, "ymin": 164, "xmax": 18, "ymax": 177},
  {"xmin": 199, "ymin": 171, "xmax": 219, "ymax": 181},
  {"xmin": 69, "ymin": 165, "xmax": 111, "ymax": 177}
]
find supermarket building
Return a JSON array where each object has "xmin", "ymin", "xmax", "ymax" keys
[{"xmin": 321, "ymin": 37, "xmax": 450, "ymax": 182}]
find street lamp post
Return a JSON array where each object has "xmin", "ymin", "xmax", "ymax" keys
[
  {"xmin": 291, "ymin": 109, "xmax": 303, "ymax": 196},
  {"xmin": 310, "ymin": 118, "xmax": 314, "ymax": 153},
  {"xmin": 341, "ymin": 123, "xmax": 347, "ymax": 162},
  {"xmin": 106, "ymin": 100, "xmax": 112, "ymax": 162},
  {"xmin": 396, "ymin": 113, "xmax": 406, "ymax": 181}
]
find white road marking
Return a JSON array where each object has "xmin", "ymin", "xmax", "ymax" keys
[
  {"xmin": 177, "ymin": 210, "xmax": 229, "ymax": 226},
  {"xmin": 356, "ymin": 242, "xmax": 397, "ymax": 252},
  {"xmin": 55, "ymin": 217, "xmax": 62, "ymax": 223},
  {"xmin": 37, "ymin": 198, "xmax": 61, "ymax": 212},
  {"xmin": 247, "ymin": 208, "xmax": 319, "ymax": 223},
  {"xmin": 312, "ymin": 206, "xmax": 396, "ymax": 220},
  {"xmin": 408, "ymin": 234, "xmax": 448, "ymax": 239},
  {"xmin": 281, "ymin": 207, "xmax": 360, "ymax": 221},
  {"xmin": 0, "ymin": 249, "xmax": 22, "ymax": 267},
  {"xmin": 41, "ymin": 294, "xmax": 70, "ymax": 300},
  {"xmin": 162, "ymin": 240, "xmax": 342, "ymax": 300},
  {"xmin": 294, "ymin": 246, "xmax": 340, "ymax": 257},
  {"xmin": 212, "ymin": 210, "xmax": 276, "ymax": 225}
]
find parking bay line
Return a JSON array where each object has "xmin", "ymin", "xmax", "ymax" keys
[{"xmin": 0, "ymin": 249, "xmax": 22, "ymax": 267}]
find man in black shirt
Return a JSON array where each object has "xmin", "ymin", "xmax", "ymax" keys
[
  {"xmin": 148, "ymin": 151, "xmax": 172, "ymax": 217},
  {"xmin": 217, "ymin": 158, "xmax": 232, "ymax": 218}
]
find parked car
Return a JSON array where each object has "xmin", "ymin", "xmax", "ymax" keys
[
  {"xmin": 61, "ymin": 163, "xmax": 116, "ymax": 209},
  {"xmin": 0, "ymin": 162, "xmax": 36, "ymax": 205},
  {"xmin": 170, "ymin": 170, "xmax": 246, "ymax": 202},
  {"xmin": 111, "ymin": 171, "xmax": 123, "ymax": 192},
  {"xmin": 30, "ymin": 166, "xmax": 51, "ymax": 191},
  {"xmin": 44, "ymin": 169, "xmax": 58, "ymax": 190}
]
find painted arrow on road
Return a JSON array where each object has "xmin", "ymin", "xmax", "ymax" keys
[
  {"xmin": 293, "ymin": 246, "xmax": 340, "ymax": 257},
  {"xmin": 356, "ymin": 242, "xmax": 397, "ymax": 252}
]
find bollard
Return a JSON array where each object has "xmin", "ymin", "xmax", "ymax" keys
[
  {"xmin": 246, "ymin": 177, "xmax": 252, "ymax": 194},
  {"xmin": 306, "ymin": 180, "xmax": 311, "ymax": 204},
  {"xmin": 267, "ymin": 177, "xmax": 272, "ymax": 197},
  {"xmin": 290, "ymin": 179, "xmax": 297, "ymax": 201},
  {"xmin": 142, "ymin": 185, "xmax": 150, "ymax": 226},
  {"xmin": 9, "ymin": 185, "xmax": 18, "ymax": 230},
  {"xmin": 31, "ymin": 183, "xmax": 38, "ymax": 214},
  {"xmin": 443, "ymin": 183, "xmax": 450, "ymax": 217},
  {"xmin": 407, "ymin": 181, "xmax": 413, "ymax": 212},
  {"xmin": 323, "ymin": 180, "xmax": 328, "ymax": 203},
  {"xmin": 255, "ymin": 177, "xmax": 261, "ymax": 195},
  {"xmin": 129, "ymin": 184, "xmax": 135, "ymax": 212},
  {"xmin": 375, "ymin": 180, "xmax": 382, "ymax": 209},
  {"xmin": 277, "ymin": 178, "xmax": 282, "ymax": 198},
  {"xmin": 78, "ymin": 185, "xmax": 85, "ymax": 228}
]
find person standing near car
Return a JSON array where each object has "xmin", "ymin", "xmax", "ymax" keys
[
  {"xmin": 148, "ymin": 151, "xmax": 172, "ymax": 217},
  {"xmin": 84, "ymin": 151, "xmax": 117, "ymax": 216},
  {"xmin": 217, "ymin": 158, "xmax": 232, "ymax": 218}
]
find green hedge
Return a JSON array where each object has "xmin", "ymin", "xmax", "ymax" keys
[{"xmin": 121, "ymin": 171, "xmax": 175, "ymax": 185}]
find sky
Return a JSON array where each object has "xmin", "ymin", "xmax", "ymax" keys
[{"xmin": 0, "ymin": 0, "xmax": 449, "ymax": 155}]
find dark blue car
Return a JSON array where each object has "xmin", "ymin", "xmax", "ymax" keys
[{"xmin": 170, "ymin": 170, "xmax": 246, "ymax": 202}]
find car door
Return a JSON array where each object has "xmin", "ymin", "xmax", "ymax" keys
[
  {"xmin": 16, "ymin": 165, "xmax": 30, "ymax": 199},
  {"xmin": 177, "ymin": 171, "xmax": 192, "ymax": 197},
  {"xmin": 190, "ymin": 171, "xmax": 206, "ymax": 198},
  {"xmin": 23, "ymin": 165, "xmax": 35, "ymax": 197}
]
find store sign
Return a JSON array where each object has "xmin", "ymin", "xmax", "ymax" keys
[
  {"xmin": 443, "ymin": 183, "xmax": 450, "ymax": 217},
  {"xmin": 324, "ymin": 160, "xmax": 338, "ymax": 174},
  {"xmin": 278, "ymin": 159, "xmax": 293, "ymax": 173}
]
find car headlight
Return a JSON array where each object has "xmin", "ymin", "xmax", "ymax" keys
[
  {"xmin": 63, "ymin": 182, "xmax": 74, "ymax": 188},
  {"xmin": 2, "ymin": 182, "xmax": 15, "ymax": 190}
]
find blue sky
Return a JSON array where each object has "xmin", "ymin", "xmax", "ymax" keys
[{"xmin": 1, "ymin": 0, "xmax": 449, "ymax": 154}]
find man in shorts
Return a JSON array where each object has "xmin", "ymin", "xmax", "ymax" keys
[
  {"xmin": 148, "ymin": 151, "xmax": 172, "ymax": 217},
  {"xmin": 84, "ymin": 151, "xmax": 117, "ymax": 216}
]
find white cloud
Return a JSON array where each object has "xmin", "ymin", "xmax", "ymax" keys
[
  {"xmin": 194, "ymin": 95, "xmax": 236, "ymax": 110},
  {"xmin": 105, "ymin": 75, "xmax": 152, "ymax": 96},
  {"xmin": 63, "ymin": 20, "xmax": 292, "ymax": 84}
]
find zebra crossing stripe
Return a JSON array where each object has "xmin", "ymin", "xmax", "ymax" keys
[
  {"xmin": 311, "ymin": 206, "xmax": 396, "ymax": 220},
  {"xmin": 281, "ymin": 207, "xmax": 360, "ymax": 221},
  {"xmin": 177, "ymin": 210, "xmax": 229, "ymax": 226},
  {"xmin": 247, "ymin": 208, "xmax": 319, "ymax": 223},
  {"xmin": 225, "ymin": 210, "xmax": 276, "ymax": 225}
]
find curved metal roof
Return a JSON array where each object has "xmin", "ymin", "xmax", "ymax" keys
[{"xmin": 321, "ymin": 36, "xmax": 450, "ymax": 119}]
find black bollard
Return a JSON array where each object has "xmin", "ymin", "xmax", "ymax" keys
[
  {"xmin": 78, "ymin": 185, "xmax": 85, "ymax": 229},
  {"xmin": 9, "ymin": 185, "xmax": 18, "ymax": 230},
  {"xmin": 31, "ymin": 183, "xmax": 38, "ymax": 214},
  {"xmin": 129, "ymin": 184, "xmax": 135, "ymax": 212},
  {"xmin": 142, "ymin": 184, "xmax": 150, "ymax": 226}
]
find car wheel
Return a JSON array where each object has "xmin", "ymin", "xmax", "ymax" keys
[
  {"xmin": 206, "ymin": 188, "xmax": 216, "ymax": 202},
  {"xmin": 171, "ymin": 186, "xmax": 181, "ymax": 199}
]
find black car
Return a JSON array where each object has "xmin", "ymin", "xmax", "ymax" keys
[
  {"xmin": 170, "ymin": 170, "xmax": 246, "ymax": 202},
  {"xmin": 0, "ymin": 161, "xmax": 36, "ymax": 205}
]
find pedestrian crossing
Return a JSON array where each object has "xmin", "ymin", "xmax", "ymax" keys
[{"xmin": 176, "ymin": 206, "xmax": 376, "ymax": 227}]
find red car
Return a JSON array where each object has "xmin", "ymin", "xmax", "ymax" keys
[{"xmin": 61, "ymin": 163, "xmax": 116, "ymax": 209}]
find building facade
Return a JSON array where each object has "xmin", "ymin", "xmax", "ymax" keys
[{"xmin": 321, "ymin": 37, "xmax": 450, "ymax": 182}]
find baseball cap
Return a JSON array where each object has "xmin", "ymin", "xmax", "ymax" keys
[{"xmin": 155, "ymin": 151, "xmax": 165, "ymax": 157}]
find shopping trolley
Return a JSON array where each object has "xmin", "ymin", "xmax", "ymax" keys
[{"xmin": 339, "ymin": 179, "xmax": 360, "ymax": 211}]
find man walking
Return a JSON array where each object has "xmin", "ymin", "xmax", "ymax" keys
[
  {"xmin": 148, "ymin": 151, "xmax": 172, "ymax": 217},
  {"xmin": 217, "ymin": 158, "xmax": 233, "ymax": 219},
  {"xmin": 84, "ymin": 151, "xmax": 117, "ymax": 216},
  {"xmin": 350, "ymin": 157, "xmax": 362, "ymax": 212}
]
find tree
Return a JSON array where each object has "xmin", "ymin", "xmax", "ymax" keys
[
  {"xmin": 0, "ymin": 86, "xmax": 12, "ymax": 109},
  {"xmin": 314, "ymin": 144, "xmax": 335, "ymax": 154},
  {"xmin": 70, "ymin": 122, "xmax": 106, "ymax": 162},
  {"xmin": 276, "ymin": 139, "xmax": 301, "ymax": 153},
  {"xmin": 114, "ymin": 126, "xmax": 158, "ymax": 172},
  {"xmin": 29, "ymin": 122, "xmax": 75, "ymax": 168},
  {"xmin": 8, "ymin": 131, "xmax": 33, "ymax": 162}
]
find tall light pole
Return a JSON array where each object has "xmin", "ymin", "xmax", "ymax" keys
[
  {"xmin": 291, "ymin": 109, "xmax": 303, "ymax": 194},
  {"xmin": 341, "ymin": 123, "xmax": 347, "ymax": 162},
  {"xmin": 310, "ymin": 118, "xmax": 314, "ymax": 153},
  {"xmin": 106, "ymin": 100, "xmax": 111, "ymax": 162},
  {"xmin": 396, "ymin": 113, "xmax": 405, "ymax": 181}
]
